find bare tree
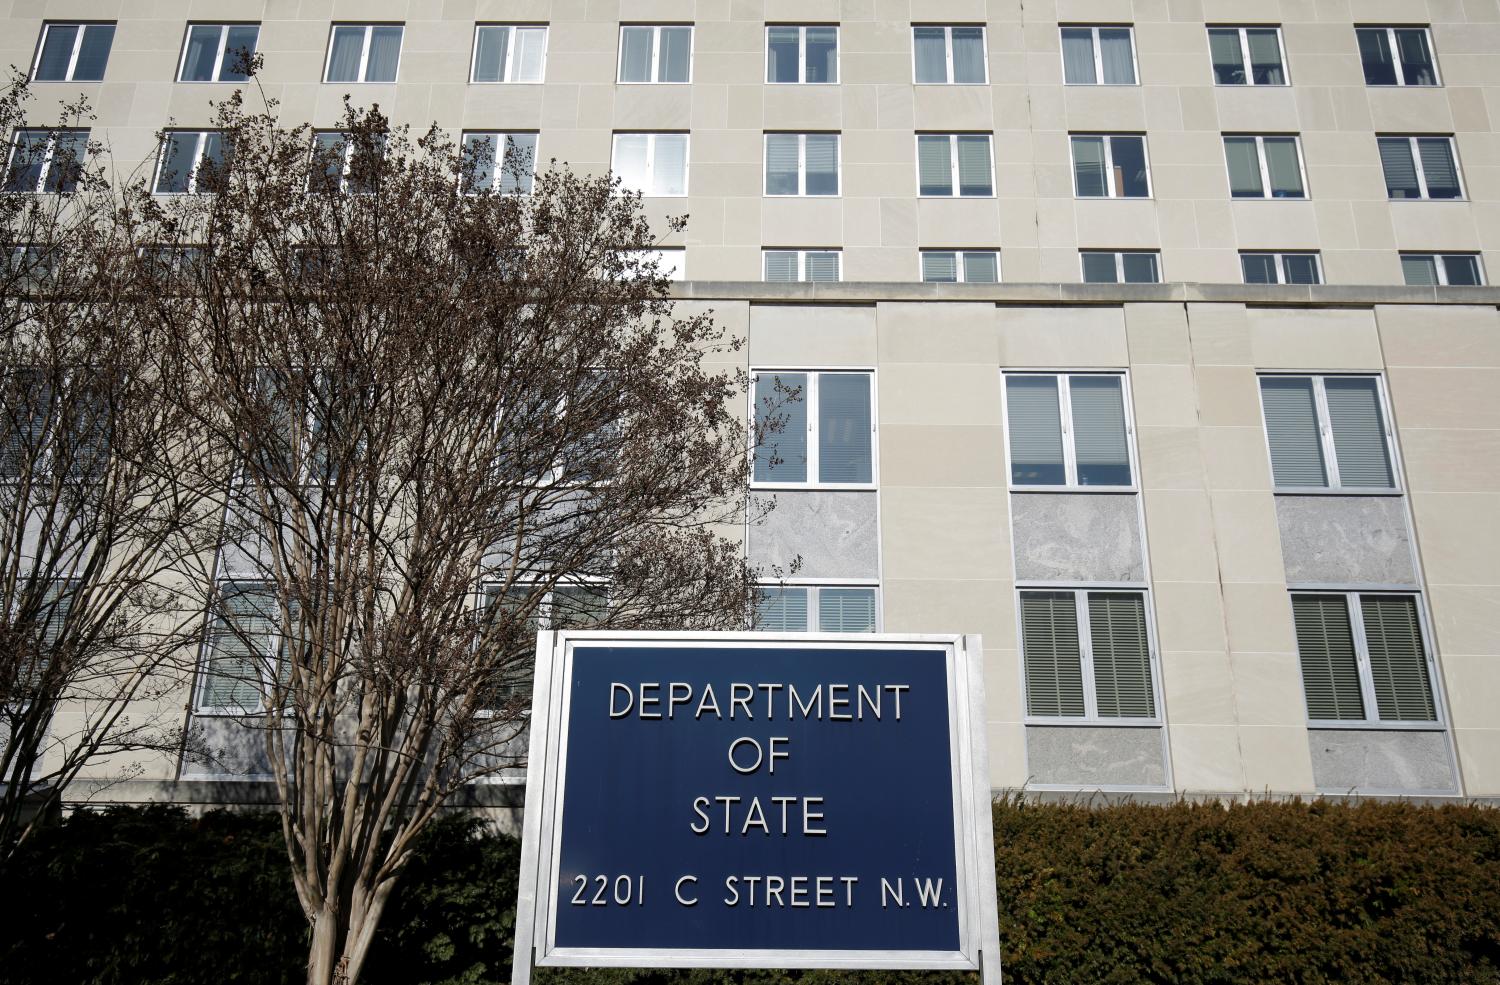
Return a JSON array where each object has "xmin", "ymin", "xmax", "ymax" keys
[
  {"xmin": 125, "ymin": 90, "xmax": 756, "ymax": 985},
  {"xmin": 0, "ymin": 72, "xmax": 212, "ymax": 866}
]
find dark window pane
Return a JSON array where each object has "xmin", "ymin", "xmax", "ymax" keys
[
  {"xmin": 73, "ymin": 24, "xmax": 114, "ymax": 81},
  {"xmin": 1246, "ymin": 29, "xmax": 1284, "ymax": 84},
  {"xmin": 767, "ymin": 27, "xmax": 799, "ymax": 82},
  {"xmin": 1081, "ymin": 252, "xmax": 1118, "ymax": 283},
  {"xmin": 1283, "ymin": 254, "xmax": 1321, "ymax": 284},
  {"xmin": 806, "ymin": 27, "xmax": 837, "ymax": 83},
  {"xmin": 1241, "ymin": 254, "xmax": 1278, "ymax": 284},
  {"xmin": 1394, "ymin": 29, "xmax": 1436, "ymax": 85},
  {"xmin": 1358, "ymin": 29, "xmax": 1397, "ymax": 85},
  {"xmin": 35, "ymin": 25, "xmax": 79, "ymax": 80},
  {"xmin": 1111, "ymin": 135, "xmax": 1149, "ymax": 196},
  {"xmin": 1121, "ymin": 252, "xmax": 1159, "ymax": 283},
  {"xmin": 221, "ymin": 25, "xmax": 260, "ymax": 81},
  {"xmin": 1208, "ymin": 29, "xmax": 1245, "ymax": 84},
  {"xmin": 181, "ymin": 25, "xmax": 220, "ymax": 80},
  {"xmin": 1441, "ymin": 255, "xmax": 1481, "ymax": 286}
]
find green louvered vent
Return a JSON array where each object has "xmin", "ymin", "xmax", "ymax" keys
[
  {"xmin": 1292, "ymin": 595, "xmax": 1364, "ymax": 721},
  {"xmin": 1088, "ymin": 593, "xmax": 1155, "ymax": 718},
  {"xmin": 1021, "ymin": 592, "xmax": 1084, "ymax": 717},
  {"xmin": 1360, "ymin": 595, "xmax": 1436, "ymax": 721}
]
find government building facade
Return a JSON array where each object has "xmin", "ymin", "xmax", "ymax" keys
[{"xmin": 4, "ymin": 0, "xmax": 1499, "ymax": 803}]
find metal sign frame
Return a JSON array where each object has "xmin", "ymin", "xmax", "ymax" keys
[{"xmin": 511, "ymin": 631, "xmax": 1001, "ymax": 983}]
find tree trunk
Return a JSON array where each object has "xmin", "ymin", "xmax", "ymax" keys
[{"xmin": 305, "ymin": 876, "xmax": 397, "ymax": 985}]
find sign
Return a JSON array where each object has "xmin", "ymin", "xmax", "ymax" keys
[{"xmin": 511, "ymin": 633, "xmax": 1000, "ymax": 983}]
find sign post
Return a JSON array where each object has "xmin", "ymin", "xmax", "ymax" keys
[{"xmin": 511, "ymin": 632, "xmax": 1001, "ymax": 982}]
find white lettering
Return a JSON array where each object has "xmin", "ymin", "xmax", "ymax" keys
[
  {"xmin": 789, "ymin": 683, "xmax": 821, "ymax": 719},
  {"xmin": 723, "ymin": 876, "xmax": 739, "ymax": 907},
  {"xmin": 730, "ymin": 682, "xmax": 753, "ymax": 719},
  {"xmin": 857, "ymin": 684, "xmax": 880, "ymax": 719},
  {"xmin": 668, "ymin": 682, "xmax": 692, "ymax": 718},
  {"xmin": 741, "ymin": 797, "xmax": 769, "ymax": 835},
  {"xmin": 690, "ymin": 796, "xmax": 710, "ymax": 834},
  {"xmin": 609, "ymin": 682, "xmax": 633, "ymax": 718},
  {"xmin": 803, "ymin": 797, "xmax": 826, "ymax": 836},
  {"xmin": 638, "ymin": 682, "xmax": 661, "ymax": 719},
  {"xmin": 758, "ymin": 682, "xmax": 783, "ymax": 718},
  {"xmin": 695, "ymin": 683, "xmax": 720, "ymax": 719},
  {"xmin": 675, "ymin": 875, "xmax": 699, "ymax": 906},
  {"xmin": 916, "ymin": 877, "xmax": 944, "ymax": 907},
  {"xmin": 881, "ymin": 877, "xmax": 903, "ymax": 909},
  {"xmin": 728, "ymin": 737, "xmax": 763, "ymax": 774},
  {"xmin": 888, "ymin": 683, "xmax": 908, "ymax": 720},
  {"xmin": 829, "ymin": 684, "xmax": 851, "ymax": 720},
  {"xmin": 768, "ymin": 736, "xmax": 789, "ymax": 774}
]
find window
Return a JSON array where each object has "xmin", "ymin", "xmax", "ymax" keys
[
  {"xmin": 916, "ymin": 134, "xmax": 993, "ymax": 197},
  {"xmin": 1241, "ymin": 251, "xmax": 1322, "ymax": 285},
  {"xmin": 308, "ymin": 131, "xmax": 385, "ymax": 195},
  {"xmin": 612, "ymin": 133, "xmax": 688, "ymax": 197},
  {"xmin": 767, "ymin": 26, "xmax": 837, "ymax": 83},
  {"xmin": 471, "ymin": 25, "xmax": 547, "ymax": 82},
  {"xmin": 1259, "ymin": 375, "xmax": 1396, "ymax": 491},
  {"xmin": 1080, "ymin": 251, "xmax": 1160, "ymax": 284},
  {"xmin": 1291, "ymin": 593, "xmax": 1438, "ymax": 725},
  {"xmin": 921, "ymin": 250, "xmax": 999, "ymax": 283},
  {"xmin": 4, "ymin": 130, "xmax": 88, "ymax": 194},
  {"xmin": 178, "ymin": 23, "xmax": 260, "ymax": 81},
  {"xmin": 138, "ymin": 245, "xmax": 207, "ymax": 279},
  {"xmin": 1071, "ymin": 134, "xmax": 1150, "ymax": 198},
  {"xmin": 31, "ymin": 22, "xmax": 114, "ymax": 82},
  {"xmin": 1020, "ymin": 590, "xmax": 1158, "ymax": 721},
  {"xmin": 1378, "ymin": 136, "xmax": 1462, "ymax": 200},
  {"xmin": 764, "ymin": 133, "xmax": 840, "ymax": 196},
  {"xmin": 628, "ymin": 249, "xmax": 685, "ymax": 281},
  {"xmin": 0, "ymin": 369, "xmax": 108, "ymax": 483},
  {"xmin": 1207, "ymin": 26, "xmax": 1286, "ymax": 85},
  {"xmin": 752, "ymin": 370, "xmax": 873, "ymax": 486},
  {"xmin": 763, "ymin": 250, "xmax": 840, "ymax": 283},
  {"xmin": 324, "ymin": 24, "xmax": 403, "ymax": 83},
  {"xmin": 755, "ymin": 585, "xmax": 878, "ymax": 633},
  {"xmin": 153, "ymin": 131, "xmax": 227, "ymax": 195},
  {"xmin": 912, "ymin": 26, "xmax": 987, "ymax": 84},
  {"xmin": 197, "ymin": 583, "xmax": 287, "ymax": 714},
  {"xmin": 1357, "ymin": 27, "xmax": 1439, "ymax": 86},
  {"xmin": 478, "ymin": 582, "xmax": 607, "ymax": 709},
  {"xmin": 1401, "ymin": 253, "xmax": 1484, "ymax": 287},
  {"xmin": 462, "ymin": 132, "xmax": 538, "ymax": 194},
  {"xmin": 1060, "ymin": 26, "xmax": 1137, "ymax": 85},
  {"xmin": 3, "ymin": 245, "xmax": 56, "ymax": 287},
  {"xmin": 1005, "ymin": 373, "xmax": 1133, "ymax": 488},
  {"xmin": 618, "ymin": 25, "xmax": 692, "ymax": 83},
  {"xmin": 1223, "ymin": 134, "xmax": 1306, "ymax": 199}
]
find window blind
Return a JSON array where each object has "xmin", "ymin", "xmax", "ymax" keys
[
  {"xmin": 804, "ymin": 134, "xmax": 838, "ymax": 194},
  {"xmin": 957, "ymin": 135, "xmax": 992, "ymax": 195},
  {"xmin": 1283, "ymin": 253, "xmax": 1321, "ymax": 285},
  {"xmin": 1088, "ymin": 593, "xmax": 1154, "ymax": 718},
  {"xmin": 818, "ymin": 372, "xmax": 872, "ymax": 483},
  {"xmin": 500, "ymin": 134, "xmax": 536, "ymax": 194},
  {"xmin": 754, "ymin": 372, "xmax": 806, "ymax": 481},
  {"xmin": 2, "ymin": 371, "xmax": 49, "ymax": 479},
  {"xmin": 913, "ymin": 27, "xmax": 947, "ymax": 82},
  {"xmin": 1417, "ymin": 138, "xmax": 1460, "ymax": 198},
  {"xmin": 203, "ymin": 587, "xmax": 277, "ymax": 712},
  {"xmin": 474, "ymin": 26, "xmax": 510, "ymax": 80},
  {"xmin": 819, "ymin": 588, "xmax": 876, "ymax": 633},
  {"xmin": 1021, "ymin": 592, "xmax": 1085, "ymax": 717},
  {"xmin": 767, "ymin": 27, "xmax": 798, "ymax": 82},
  {"xmin": 764, "ymin": 250, "xmax": 798, "ymax": 282},
  {"xmin": 651, "ymin": 134, "xmax": 687, "ymax": 195},
  {"xmin": 963, "ymin": 251, "xmax": 999, "ymax": 282},
  {"xmin": 1292, "ymin": 594, "xmax": 1364, "ymax": 721},
  {"xmin": 1360, "ymin": 595, "xmax": 1436, "ymax": 721},
  {"xmin": 1061, "ymin": 28, "xmax": 1096, "ymax": 84},
  {"xmin": 1007, "ymin": 376, "xmax": 1065, "ymax": 485},
  {"xmin": 612, "ymin": 134, "xmax": 650, "ymax": 194},
  {"xmin": 918, "ymin": 135, "xmax": 953, "ymax": 195},
  {"xmin": 1401, "ymin": 254, "xmax": 1438, "ymax": 286},
  {"xmin": 806, "ymin": 27, "xmax": 838, "ymax": 82},
  {"xmin": 1262, "ymin": 137, "xmax": 1303, "ymax": 197},
  {"xmin": 1260, "ymin": 377, "xmax": 1327, "ymax": 487},
  {"xmin": 1120, "ymin": 252, "xmax": 1158, "ymax": 283},
  {"xmin": 1323, "ymin": 377, "xmax": 1393, "ymax": 488},
  {"xmin": 1378, "ymin": 138, "xmax": 1420, "ymax": 198},
  {"xmin": 1224, "ymin": 137, "xmax": 1263, "ymax": 197},
  {"xmin": 513, "ymin": 27, "xmax": 546, "ymax": 81},
  {"xmin": 365, "ymin": 26, "xmax": 402, "ymax": 81},
  {"xmin": 1208, "ymin": 29, "xmax": 1244, "ymax": 84},
  {"xmin": 1081, "ymin": 252, "xmax": 1119, "ymax": 283},
  {"xmin": 757, "ymin": 587, "xmax": 809, "ymax": 631},
  {"xmin": 765, "ymin": 134, "xmax": 800, "ymax": 194},
  {"xmin": 1069, "ymin": 376, "xmax": 1131, "ymax": 486},
  {"xmin": 951, "ymin": 27, "xmax": 985, "ymax": 82},
  {"xmin": 1098, "ymin": 29, "xmax": 1135, "ymax": 84},
  {"xmin": 805, "ymin": 251, "xmax": 840, "ymax": 282},
  {"xmin": 658, "ymin": 27, "xmax": 691, "ymax": 81},
  {"xmin": 1246, "ymin": 29, "xmax": 1284, "ymax": 84},
  {"xmin": 922, "ymin": 251, "xmax": 958, "ymax": 282},
  {"xmin": 1241, "ymin": 253, "xmax": 1278, "ymax": 284},
  {"xmin": 619, "ymin": 28, "xmax": 652, "ymax": 81},
  {"xmin": 1071, "ymin": 136, "xmax": 1107, "ymax": 196}
]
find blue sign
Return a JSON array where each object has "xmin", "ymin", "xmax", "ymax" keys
[{"xmin": 551, "ymin": 643, "xmax": 961, "ymax": 953}]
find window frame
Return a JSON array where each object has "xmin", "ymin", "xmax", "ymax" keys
[
  {"xmin": 1222, "ymin": 133, "xmax": 1309, "ymax": 199},
  {"xmin": 1015, "ymin": 586, "xmax": 1164, "ymax": 727},
  {"xmin": 754, "ymin": 581, "xmax": 881, "ymax": 633},
  {"xmin": 1058, "ymin": 24, "xmax": 1140, "ymax": 86},
  {"xmin": 30, "ymin": 22, "xmax": 114, "ymax": 83},
  {"xmin": 1378, "ymin": 135, "xmax": 1465, "ymax": 201},
  {"xmin": 762, "ymin": 249, "xmax": 842, "ymax": 283},
  {"xmin": 1401, "ymin": 252, "xmax": 1486, "ymax": 287},
  {"xmin": 628, "ymin": 248, "xmax": 685, "ymax": 281},
  {"xmin": 611, "ymin": 132, "xmax": 690, "ymax": 198},
  {"xmin": 1289, "ymin": 590, "xmax": 1445, "ymax": 731},
  {"xmin": 616, "ymin": 24, "xmax": 694, "ymax": 84},
  {"xmin": 914, "ymin": 132, "xmax": 995, "ymax": 198},
  {"xmin": 469, "ymin": 23, "xmax": 549, "ymax": 83},
  {"xmin": 152, "ymin": 130, "xmax": 225, "ymax": 196},
  {"xmin": 176, "ymin": 22, "xmax": 260, "ymax": 82},
  {"xmin": 1257, "ymin": 373, "xmax": 1402, "ymax": 495},
  {"xmin": 920, "ymin": 250, "xmax": 1001, "ymax": 283},
  {"xmin": 910, "ymin": 25, "xmax": 990, "ymax": 85},
  {"xmin": 1000, "ymin": 370, "xmax": 1139, "ymax": 492},
  {"xmin": 1240, "ymin": 251, "xmax": 1323, "ymax": 285},
  {"xmin": 193, "ymin": 579, "xmax": 286, "ymax": 716},
  {"xmin": 749, "ymin": 366, "xmax": 877, "ymax": 490},
  {"xmin": 1079, "ymin": 250, "xmax": 1161, "ymax": 284},
  {"xmin": 765, "ymin": 24, "xmax": 840, "ymax": 84},
  {"xmin": 1069, "ymin": 133, "xmax": 1152, "ymax": 199},
  {"xmin": 460, "ymin": 131, "xmax": 539, "ymax": 195},
  {"xmin": 1355, "ymin": 26, "xmax": 1441, "ymax": 87},
  {"xmin": 473, "ymin": 578, "xmax": 608, "ymax": 716},
  {"xmin": 1206, "ymin": 25, "xmax": 1288, "ymax": 86},
  {"xmin": 4, "ymin": 129, "xmax": 88, "ymax": 195},
  {"xmin": 322, "ymin": 23, "xmax": 404, "ymax": 84},
  {"xmin": 763, "ymin": 132, "xmax": 842, "ymax": 197}
]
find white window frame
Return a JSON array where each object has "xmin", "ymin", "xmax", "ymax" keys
[
  {"xmin": 4, "ymin": 129, "xmax": 87, "ymax": 195},
  {"xmin": 1069, "ymin": 133, "xmax": 1152, "ymax": 198},
  {"xmin": 152, "ymin": 130, "xmax": 222, "ymax": 195},
  {"xmin": 1206, "ymin": 25, "xmax": 1289, "ymax": 86},
  {"xmin": 763, "ymin": 132, "xmax": 842, "ymax": 197},
  {"xmin": 1059, "ymin": 24, "xmax": 1140, "ymax": 86},
  {"xmin": 914, "ymin": 133, "xmax": 995, "ymax": 198},
  {"xmin": 1079, "ymin": 250, "xmax": 1161, "ymax": 284},
  {"xmin": 1258, "ymin": 373, "xmax": 1402, "ymax": 494},
  {"xmin": 1240, "ymin": 251, "xmax": 1322, "ymax": 285},
  {"xmin": 1356, "ymin": 26, "xmax": 1441, "ymax": 87},
  {"xmin": 469, "ymin": 24, "xmax": 549, "ymax": 83},
  {"xmin": 920, "ymin": 250, "xmax": 1001, "ymax": 283},
  {"xmin": 31, "ymin": 22, "xmax": 112, "ymax": 82},
  {"xmin": 754, "ymin": 581, "xmax": 881, "ymax": 632},
  {"xmin": 460, "ymin": 131, "xmax": 539, "ymax": 195},
  {"xmin": 611, "ymin": 132, "xmax": 689, "ymax": 197},
  {"xmin": 1290, "ymin": 590, "xmax": 1446, "ymax": 731},
  {"xmin": 1402, "ymin": 252, "xmax": 1486, "ymax": 286},
  {"xmin": 616, "ymin": 24, "xmax": 694, "ymax": 84},
  {"xmin": 308, "ymin": 131, "xmax": 360, "ymax": 194},
  {"xmin": 472, "ymin": 578, "xmax": 608, "ymax": 717},
  {"xmin": 1223, "ymin": 133, "xmax": 1309, "ymax": 200},
  {"xmin": 1000, "ymin": 371, "xmax": 1139, "ymax": 492},
  {"xmin": 322, "ymin": 23, "xmax": 403, "ymax": 83},
  {"xmin": 764, "ymin": 24, "xmax": 839, "ymax": 84},
  {"xmin": 749, "ymin": 367, "xmax": 877, "ymax": 490},
  {"xmin": 762, "ymin": 249, "xmax": 841, "ymax": 283},
  {"xmin": 910, "ymin": 25, "xmax": 990, "ymax": 85},
  {"xmin": 193, "ymin": 579, "xmax": 284, "ymax": 716},
  {"xmin": 1379, "ymin": 135, "xmax": 1464, "ymax": 201},
  {"xmin": 1015, "ymin": 585, "xmax": 1164, "ymax": 727},
  {"xmin": 176, "ymin": 23, "xmax": 259, "ymax": 82},
  {"xmin": 629, "ymin": 248, "xmax": 684, "ymax": 281}
]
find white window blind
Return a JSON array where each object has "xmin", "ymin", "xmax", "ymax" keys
[
  {"xmin": 765, "ymin": 133, "xmax": 839, "ymax": 196},
  {"xmin": 913, "ymin": 26, "xmax": 986, "ymax": 83},
  {"xmin": 1060, "ymin": 26, "xmax": 1136, "ymax": 84},
  {"xmin": 200, "ymin": 585, "xmax": 282, "ymax": 713},
  {"xmin": 325, "ymin": 24, "xmax": 402, "ymax": 82},
  {"xmin": 755, "ymin": 586, "xmax": 877, "ymax": 633},
  {"xmin": 472, "ymin": 25, "xmax": 547, "ymax": 82},
  {"xmin": 612, "ymin": 133, "xmax": 688, "ymax": 196},
  {"xmin": 767, "ymin": 25, "xmax": 837, "ymax": 83},
  {"xmin": 1007, "ymin": 374, "xmax": 1132, "ymax": 487},
  {"xmin": 921, "ymin": 251, "xmax": 999, "ymax": 283},
  {"xmin": 618, "ymin": 25, "xmax": 691, "ymax": 82},
  {"xmin": 753, "ymin": 370, "xmax": 872, "ymax": 485},
  {"xmin": 917, "ymin": 134, "xmax": 993, "ymax": 196},
  {"xmin": 4, "ymin": 129, "xmax": 89, "ymax": 194}
]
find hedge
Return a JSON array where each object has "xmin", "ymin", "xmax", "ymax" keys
[{"xmin": 1, "ymin": 799, "xmax": 1496, "ymax": 984}]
